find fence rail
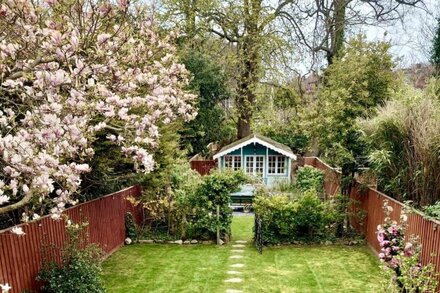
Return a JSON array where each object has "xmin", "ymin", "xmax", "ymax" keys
[
  {"xmin": 304, "ymin": 157, "xmax": 440, "ymax": 288},
  {"xmin": 0, "ymin": 185, "xmax": 143, "ymax": 293}
]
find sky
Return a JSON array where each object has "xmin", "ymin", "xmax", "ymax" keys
[{"xmin": 362, "ymin": 0, "xmax": 438, "ymax": 68}]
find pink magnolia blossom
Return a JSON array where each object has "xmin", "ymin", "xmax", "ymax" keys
[
  {"xmin": 0, "ymin": 195, "xmax": 9, "ymax": 205},
  {"xmin": 0, "ymin": 0, "xmax": 196, "ymax": 224}
]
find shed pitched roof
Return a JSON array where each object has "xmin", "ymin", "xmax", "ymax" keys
[{"xmin": 213, "ymin": 134, "xmax": 297, "ymax": 160}]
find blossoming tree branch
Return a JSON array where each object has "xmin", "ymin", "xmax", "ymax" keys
[{"xmin": 0, "ymin": 0, "xmax": 196, "ymax": 227}]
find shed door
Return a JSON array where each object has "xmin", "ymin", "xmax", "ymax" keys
[{"xmin": 245, "ymin": 155, "xmax": 264, "ymax": 177}]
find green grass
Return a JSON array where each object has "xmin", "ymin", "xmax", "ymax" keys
[
  {"xmin": 103, "ymin": 215, "xmax": 381, "ymax": 293},
  {"xmin": 231, "ymin": 215, "xmax": 254, "ymax": 241}
]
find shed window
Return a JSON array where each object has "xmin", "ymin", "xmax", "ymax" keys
[
  {"xmin": 268, "ymin": 156, "xmax": 287, "ymax": 175},
  {"xmin": 225, "ymin": 155, "xmax": 241, "ymax": 171}
]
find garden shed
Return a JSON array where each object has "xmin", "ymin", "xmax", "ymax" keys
[{"xmin": 213, "ymin": 134, "xmax": 297, "ymax": 188}]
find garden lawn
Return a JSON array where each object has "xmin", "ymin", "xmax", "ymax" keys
[{"xmin": 102, "ymin": 216, "xmax": 381, "ymax": 293}]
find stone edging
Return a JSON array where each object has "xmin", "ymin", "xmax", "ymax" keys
[{"xmin": 137, "ymin": 239, "xmax": 214, "ymax": 245}]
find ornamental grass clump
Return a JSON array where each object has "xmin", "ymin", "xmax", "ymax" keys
[{"xmin": 377, "ymin": 200, "xmax": 438, "ymax": 292}]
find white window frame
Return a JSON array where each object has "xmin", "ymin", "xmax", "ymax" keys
[
  {"xmin": 268, "ymin": 155, "xmax": 287, "ymax": 175},
  {"xmin": 224, "ymin": 155, "xmax": 242, "ymax": 171},
  {"xmin": 245, "ymin": 155, "xmax": 265, "ymax": 177}
]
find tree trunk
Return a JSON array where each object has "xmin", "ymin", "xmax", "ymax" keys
[
  {"xmin": 184, "ymin": 0, "xmax": 197, "ymax": 40},
  {"xmin": 237, "ymin": 115, "xmax": 252, "ymax": 138},
  {"xmin": 235, "ymin": 0, "xmax": 262, "ymax": 139},
  {"xmin": 327, "ymin": 0, "xmax": 347, "ymax": 64}
]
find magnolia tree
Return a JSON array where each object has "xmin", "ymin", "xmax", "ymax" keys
[{"xmin": 0, "ymin": 0, "xmax": 196, "ymax": 227}]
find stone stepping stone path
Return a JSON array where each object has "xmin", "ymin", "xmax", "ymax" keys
[
  {"xmin": 232, "ymin": 244, "xmax": 245, "ymax": 248},
  {"xmin": 224, "ymin": 240, "xmax": 248, "ymax": 292},
  {"xmin": 230, "ymin": 263, "xmax": 245, "ymax": 268},
  {"xmin": 229, "ymin": 255, "xmax": 243, "ymax": 259},
  {"xmin": 224, "ymin": 278, "xmax": 243, "ymax": 283}
]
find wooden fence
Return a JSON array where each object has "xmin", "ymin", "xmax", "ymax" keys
[
  {"xmin": 0, "ymin": 185, "xmax": 143, "ymax": 293},
  {"xmin": 305, "ymin": 157, "xmax": 440, "ymax": 286},
  {"xmin": 190, "ymin": 160, "xmax": 216, "ymax": 176}
]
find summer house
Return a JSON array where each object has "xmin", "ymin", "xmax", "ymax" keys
[{"xmin": 213, "ymin": 134, "xmax": 297, "ymax": 188}]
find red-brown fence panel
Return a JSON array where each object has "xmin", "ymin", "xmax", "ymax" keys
[
  {"xmin": 0, "ymin": 185, "xmax": 142, "ymax": 293},
  {"xmin": 190, "ymin": 160, "xmax": 216, "ymax": 175}
]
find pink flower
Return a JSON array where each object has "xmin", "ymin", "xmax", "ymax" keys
[
  {"xmin": 404, "ymin": 242, "xmax": 413, "ymax": 256},
  {"xmin": 45, "ymin": 0, "xmax": 57, "ymax": 7},
  {"xmin": 97, "ymin": 33, "xmax": 111, "ymax": 45},
  {"xmin": 389, "ymin": 258, "xmax": 400, "ymax": 268},
  {"xmin": 117, "ymin": 0, "xmax": 128, "ymax": 9},
  {"xmin": 377, "ymin": 230, "xmax": 385, "ymax": 242}
]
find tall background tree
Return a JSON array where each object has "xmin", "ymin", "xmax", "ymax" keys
[
  {"xmin": 312, "ymin": 36, "xmax": 396, "ymax": 234},
  {"xmin": 179, "ymin": 50, "xmax": 235, "ymax": 156},
  {"xmin": 279, "ymin": 0, "xmax": 425, "ymax": 66},
  {"xmin": 432, "ymin": 18, "xmax": 440, "ymax": 74},
  {"xmin": 160, "ymin": 0, "xmax": 297, "ymax": 139}
]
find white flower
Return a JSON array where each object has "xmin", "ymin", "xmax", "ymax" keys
[
  {"xmin": 32, "ymin": 213, "xmax": 41, "ymax": 221},
  {"xmin": 0, "ymin": 195, "xmax": 9, "ymax": 205},
  {"xmin": 10, "ymin": 154, "xmax": 21, "ymax": 164},
  {"xmin": 400, "ymin": 214, "xmax": 408, "ymax": 222},
  {"xmin": 74, "ymin": 164, "xmax": 90, "ymax": 172},
  {"xmin": 11, "ymin": 226, "xmax": 25, "ymax": 236},
  {"xmin": 107, "ymin": 134, "xmax": 116, "ymax": 141},
  {"xmin": 1, "ymin": 283, "xmax": 12, "ymax": 293},
  {"xmin": 21, "ymin": 213, "xmax": 29, "ymax": 223},
  {"xmin": 387, "ymin": 206, "xmax": 393, "ymax": 212},
  {"xmin": 51, "ymin": 213, "xmax": 62, "ymax": 220}
]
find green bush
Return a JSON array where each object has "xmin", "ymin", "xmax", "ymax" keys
[
  {"xmin": 125, "ymin": 212, "xmax": 138, "ymax": 241},
  {"xmin": 187, "ymin": 169, "xmax": 247, "ymax": 240},
  {"xmin": 142, "ymin": 166, "xmax": 246, "ymax": 241},
  {"xmin": 424, "ymin": 202, "xmax": 440, "ymax": 220},
  {"xmin": 296, "ymin": 166, "xmax": 324, "ymax": 194},
  {"xmin": 142, "ymin": 162, "xmax": 201, "ymax": 239},
  {"xmin": 37, "ymin": 222, "xmax": 105, "ymax": 293},
  {"xmin": 272, "ymin": 180, "xmax": 297, "ymax": 193},
  {"xmin": 253, "ymin": 189, "xmax": 338, "ymax": 244}
]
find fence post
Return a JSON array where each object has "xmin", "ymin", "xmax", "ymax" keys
[
  {"xmin": 216, "ymin": 205, "xmax": 220, "ymax": 245},
  {"xmin": 254, "ymin": 214, "xmax": 263, "ymax": 254}
]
